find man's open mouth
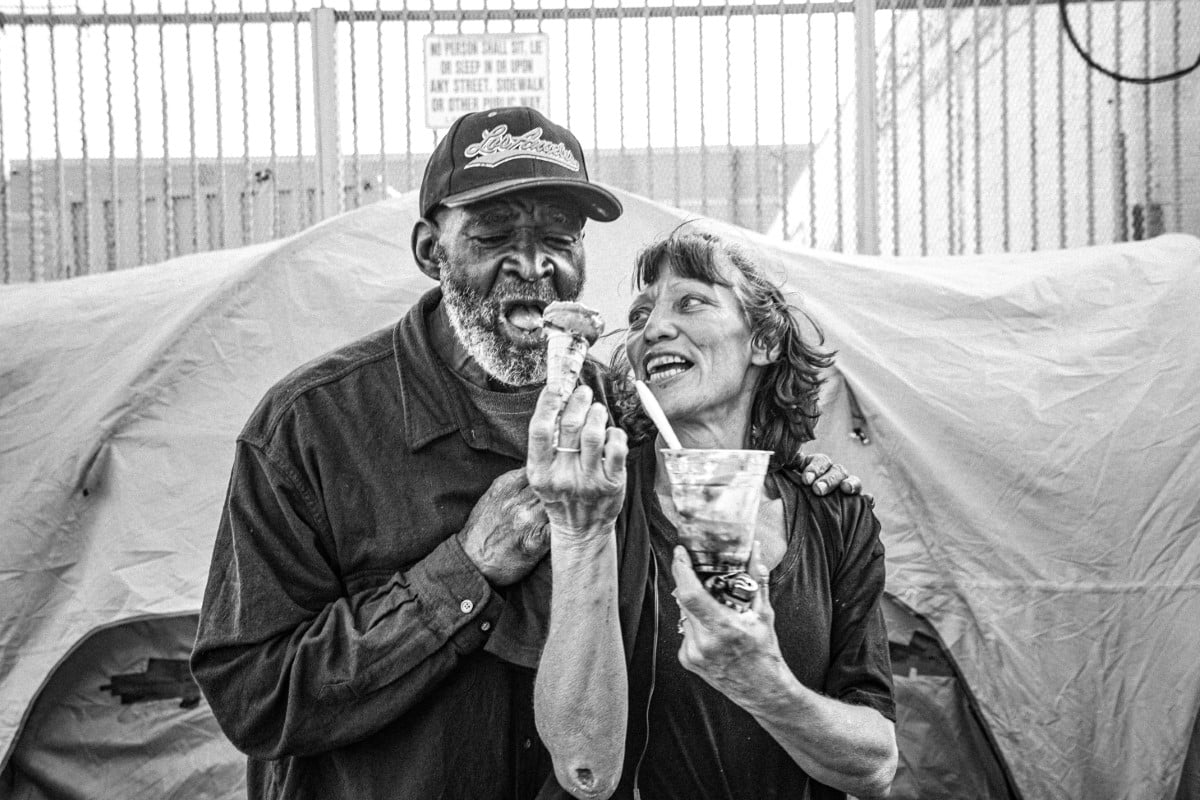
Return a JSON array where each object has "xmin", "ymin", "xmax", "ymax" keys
[
  {"xmin": 645, "ymin": 354, "xmax": 693, "ymax": 384},
  {"xmin": 501, "ymin": 300, "xmax": 548, "ymax": 336}
]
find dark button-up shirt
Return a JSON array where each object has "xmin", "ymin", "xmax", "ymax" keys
[{"xmin": 191, "ymin": 288, "xmax": 554, "ymax": 799}]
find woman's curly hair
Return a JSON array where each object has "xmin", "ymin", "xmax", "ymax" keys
[{"xmin": 608, "ymin": 229, "xmax": 835, "ymax": 469}]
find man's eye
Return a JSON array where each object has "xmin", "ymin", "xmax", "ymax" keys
[
  {"xmin": 473, "ymin": 234, "xmax": 509, "ymax": 246},
  {"xmin": 545, "ymin": 234, "xmax": 579, "ymax": 248}
]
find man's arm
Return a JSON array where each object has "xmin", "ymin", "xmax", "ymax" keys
[
  {"xmin": 191, "ymin": 440, "xmax": 547, "ymax": 760},
  {"xmin": 672, "ymin": 543, "xmax": 897, "ymax": 799},
  {"xmin": 528, "ymin": 386, "xmax": 628, "ymax": 800}
]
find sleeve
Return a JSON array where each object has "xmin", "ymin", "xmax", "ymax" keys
[
  {"xmin": 190, "ymin": 437, "xmax": 503, "ymax": 760},
  {"xmin": 823, "ymin": 496, "xmax": 896, "ymax": 723}
]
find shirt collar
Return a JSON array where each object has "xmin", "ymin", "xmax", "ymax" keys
[{"xmin": 393, "ymin": 288, "xmax": 493, "ymax": 453}]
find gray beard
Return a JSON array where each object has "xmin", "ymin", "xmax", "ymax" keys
[{"xmin": 440, "ymin": 262, "xmax": 575, "ymax": 388}]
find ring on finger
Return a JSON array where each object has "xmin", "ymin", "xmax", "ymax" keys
[{"xmin": 555, "ymin": 446, "xmax": 582, "ymax": 453}]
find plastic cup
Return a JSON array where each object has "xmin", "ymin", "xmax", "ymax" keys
[{"xmin": 661, "ymin": 448, "xmax": 772, "ymax": 575}]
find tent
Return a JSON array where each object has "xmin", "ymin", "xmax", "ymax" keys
[{"xmin": 2, "ymin": 188, "xmax": 1198, "ymax": 799}]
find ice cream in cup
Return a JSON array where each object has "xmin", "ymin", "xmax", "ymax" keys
[
  {"xmin": 661, "ymin": 448, "xmax": 773, "ymax": 576},
  {"xmin": 542, "ymin": 301, "xmax": 604, "ymax": 402}
]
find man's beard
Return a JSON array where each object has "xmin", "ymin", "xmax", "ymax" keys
[{"xmin": 437, "ymin": 248, "xmax": 583, "ymax": 388}]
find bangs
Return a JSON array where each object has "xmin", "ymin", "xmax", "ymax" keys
[{"xmin": 634, "ymin": 232, "xmax": 736, "ymax": 290}]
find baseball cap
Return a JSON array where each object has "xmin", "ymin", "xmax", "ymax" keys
[{"xmin": 419, "ymin": 106, "xmax": 623, "ymax": 222}]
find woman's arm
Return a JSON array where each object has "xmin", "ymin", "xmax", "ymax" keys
[
  {"xmin": 671, "ymin": 544, "xmax": 898, "ymax": 799},
  {"xmin": 527, "ymin": 385, "xmax": 629, "ymax": 800}
]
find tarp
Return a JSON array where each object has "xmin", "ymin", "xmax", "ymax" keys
[{"xmin": 2, "ymin": 188, "xmax": 1198, "ymax": 799}]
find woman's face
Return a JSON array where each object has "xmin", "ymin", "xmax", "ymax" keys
[{"xmin": 625, "ymin": 258, "xmax": 773, "ymax": 429}]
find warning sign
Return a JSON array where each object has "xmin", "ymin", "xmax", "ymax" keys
[{"xmin": 424, "ymin": 33, "xmax": 551, "ymax": 129}]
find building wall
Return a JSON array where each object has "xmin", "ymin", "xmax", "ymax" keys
[{"xmin": 2, "ymin": 143, "xmax": 809, "ymax": 282}]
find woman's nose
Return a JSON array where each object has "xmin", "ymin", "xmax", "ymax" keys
[{"xmin": 641, "ymin": 306, "xmax": 676, "ymax": 342}]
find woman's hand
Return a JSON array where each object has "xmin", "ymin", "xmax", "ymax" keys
[
  {"xmin": 672, "ymin": 541, "xmax": 789, "ymax": 707},
  {"xmin": 527, "ymin": 384, "xmax": 628, "ymax": 542}
]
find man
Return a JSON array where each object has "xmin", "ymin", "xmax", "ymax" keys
[{"xmin": 191, "ymin": 106, "xmax": 857, "ymax": 799}]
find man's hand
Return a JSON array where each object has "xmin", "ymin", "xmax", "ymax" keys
[
  {"xmin": 800, "ymin": 453, "xmax": 873, "ymax": 506},
  {"xmin": 458, "ymin": 469, "xmax": 551, "ymax": 587},
  {"xmin": 527, "ymin": 384, "xmax": 627, "ymax": 543},
  {"xmin": 672, "ymin": 542, "xmax": 789, "ymax": 708}
]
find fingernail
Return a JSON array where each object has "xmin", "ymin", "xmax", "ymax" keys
[
  {"xmin": 804, "ymin": 472, "xmax": 815, "ymax": 482},
  {"xmin": 816, "ymin": 481, "xmax": 826, "ymax": 492}
]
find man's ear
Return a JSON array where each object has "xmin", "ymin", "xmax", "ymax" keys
[{"xmin": 412, "ymin": 218, "xmax": 441, "ymax": 280}]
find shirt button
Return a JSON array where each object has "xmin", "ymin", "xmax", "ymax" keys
[
  {"xmin": 480, "ymin": 621, "xmax": 491, "ymax": 632},
  {"xmin": 460, "ymin": 599, "xmax": 475, "ymax": 614},
  {"xmin": 522, "ymin": 738, "xmax": 532, "ymax": 750}
]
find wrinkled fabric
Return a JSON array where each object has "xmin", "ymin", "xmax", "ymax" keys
[{"xmin": 1, "ymin": 188, "xmax": 1199, "ymax": 799}]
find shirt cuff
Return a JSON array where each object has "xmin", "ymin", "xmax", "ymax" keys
[{"xmin": 404, "ymin": 533, "xmax": 504, "ymax": 653}]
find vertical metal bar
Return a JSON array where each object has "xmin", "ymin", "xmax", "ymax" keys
[
  {"xmin": 672, "ymin": 0, "xmax": 681, "ymax": 210},
  {"xmin": 349, "ymin": 3, "xmax": 364, "ymax": 210},
  {"xmin": 1140, "ymin": 0, "xmax": 1151, "ymax": 218},
  {"xmin": 186, "ymin": 1, "xmax": 201, "ymax": 253},
  {"xmin": 699, "ymin": 2, "xmax": 709, "ymax": 218},
  {"xmin": 104, "ymin": 0, "xmax": 121, "ymax": 270},
  {"xmin": 22, "ymin": 0, "xmax": 44, "ymax": 281},
  {"xmin": 266, "ymin": 1, "xmax": 280, "ymax": 237},
  {"xmin": 159, "ymin": 0, "xmax": 176, "ymax": 260},
  {"xmin": 561, "ymin": 0, "xmax": 572, "ymax": 131},
  {"xmin": 77, "ymin": 0, "xmax": 92, "ymax": 275},
  {"xmin": 131, "ymin": 3, "xmax": 148, "ymax": 265},
  {"xmin": 1113, "ymin": 0, "xmax": 1125, "ymax": 241},
  {"xmin": 1027, "ymin": 0, "xmax": 1038, "ymax": 250},
  {"xmin": 376, "ymin": 0, "xmax": 387, "ymax": 197},
  {"xmin": 890, "ymin": 0, "xmax": 900, "ymax": 254},
  {"xmin": 916, "ymin": 0, "xmax": 927, "ymax": 254},
  {"xmin": 293, "ymin": 0, "xmax": 306, "ymax": 232},
  {"xmin": 1171, "ymin": 0, "xmax": 1181, "ymax": 229},
  {"xmin": 725, "ymin": 4, "xmax": 735, "ymax": 228},
  {"xmin": 239, "ymin": 0, "xmax": 253, "ymax": 243},
  {"xmin": 312, "ymin": 5, "xmax": 343, "ymax": 222},
  {"xmin": 778, "ymin": 0, "xmax": 788, "ymax": 237},
  {"xmin": 0, "ymin": 66, "xmax": 9, "ymax": 282},
  {"xmin": 999, "ymin": 0, "xmax": 1011, "ymax": 250},
  {"xmin": 1084, "ymin": 0, "xmax": 1095, "ymax": 242},
  {"xmin": 943, "ymin": 0, "xmax": 955, "ymax": 254},
  {"xmin": 971, "ymin": 0, "xmax": 981, "ymax": 252},
  {"xmin": 833, "ymin": 6, "xmax": 845, "ymax": 250},
  {"xmin": 855, "ymin": 0, "xmax": 879, "ymax": 254},
  {"xmin": 644, "ymin": 1, "xmax": 654, "ymax": 200},
  {"xmin": 618, "ymin": 4, "xmax": 627, "ymax": 166},
  {"xmin": 1056, "ymin": 0, "xmax": 1066, "ymax": 247},
  {"xmin": 751, "ymin": 1, "xmax": 763, "ymax": 233},
  {"xmin": 590, "ymin": 3, "xmax": 599, "ymax": 169},
  {"xmin": 212, "ymin": 0, "xmax": 227, "ymax": 248},
  {"xmin": 49, "ymin": 3, "xmax": 68, "ymax": 279},
  {"xmin": 805, "ymin": 0, "xmax": 815, "ymax": 246}
]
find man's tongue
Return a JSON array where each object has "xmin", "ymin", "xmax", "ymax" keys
[{"xmin": 506, "ymin": 305, "xmax": 544, "ymax": 332}]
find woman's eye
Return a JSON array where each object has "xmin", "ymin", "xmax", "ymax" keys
[
  {"xmin": 627, "ymin": 308, "xmax": 649, "ymax": 328},
  {"xmin": 679, "ymin": 295, "xmax": 706, "ymax": 311}
]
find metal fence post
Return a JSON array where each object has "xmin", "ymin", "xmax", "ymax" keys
[
  {"xmin": 311, "ymin": 5, "xmax": 343, "ymax": 221},
  {"xmin": 854, "ymin": 0, "xmax": 880, "ymax": 254}
]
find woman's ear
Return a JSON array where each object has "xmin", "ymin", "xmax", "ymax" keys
[
  {"xmin": 412, "ymin": 218, "xmax": 441, "ymax": 280},
  {"xmin": 751, "ymin": 337, "xmax": 781, "ymax": 366}
]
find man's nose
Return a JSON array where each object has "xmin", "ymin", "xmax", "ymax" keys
[{"xmin": 503, "ymin": 230, "xmax": 554, "ymax": 281}]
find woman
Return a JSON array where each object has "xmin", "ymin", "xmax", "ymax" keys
[{"xmin": 528, "ymin": 230, "xmax": 896, "ymax": 800}]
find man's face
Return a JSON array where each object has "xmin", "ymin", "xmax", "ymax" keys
[{"xmin": 432, "ymin": 191, "xmax": 587, "ymax": 387}]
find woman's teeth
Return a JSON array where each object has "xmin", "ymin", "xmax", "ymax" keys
[{"xmin": 650, "ymin": 366, "xmax": 688, "ymax": 383}]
